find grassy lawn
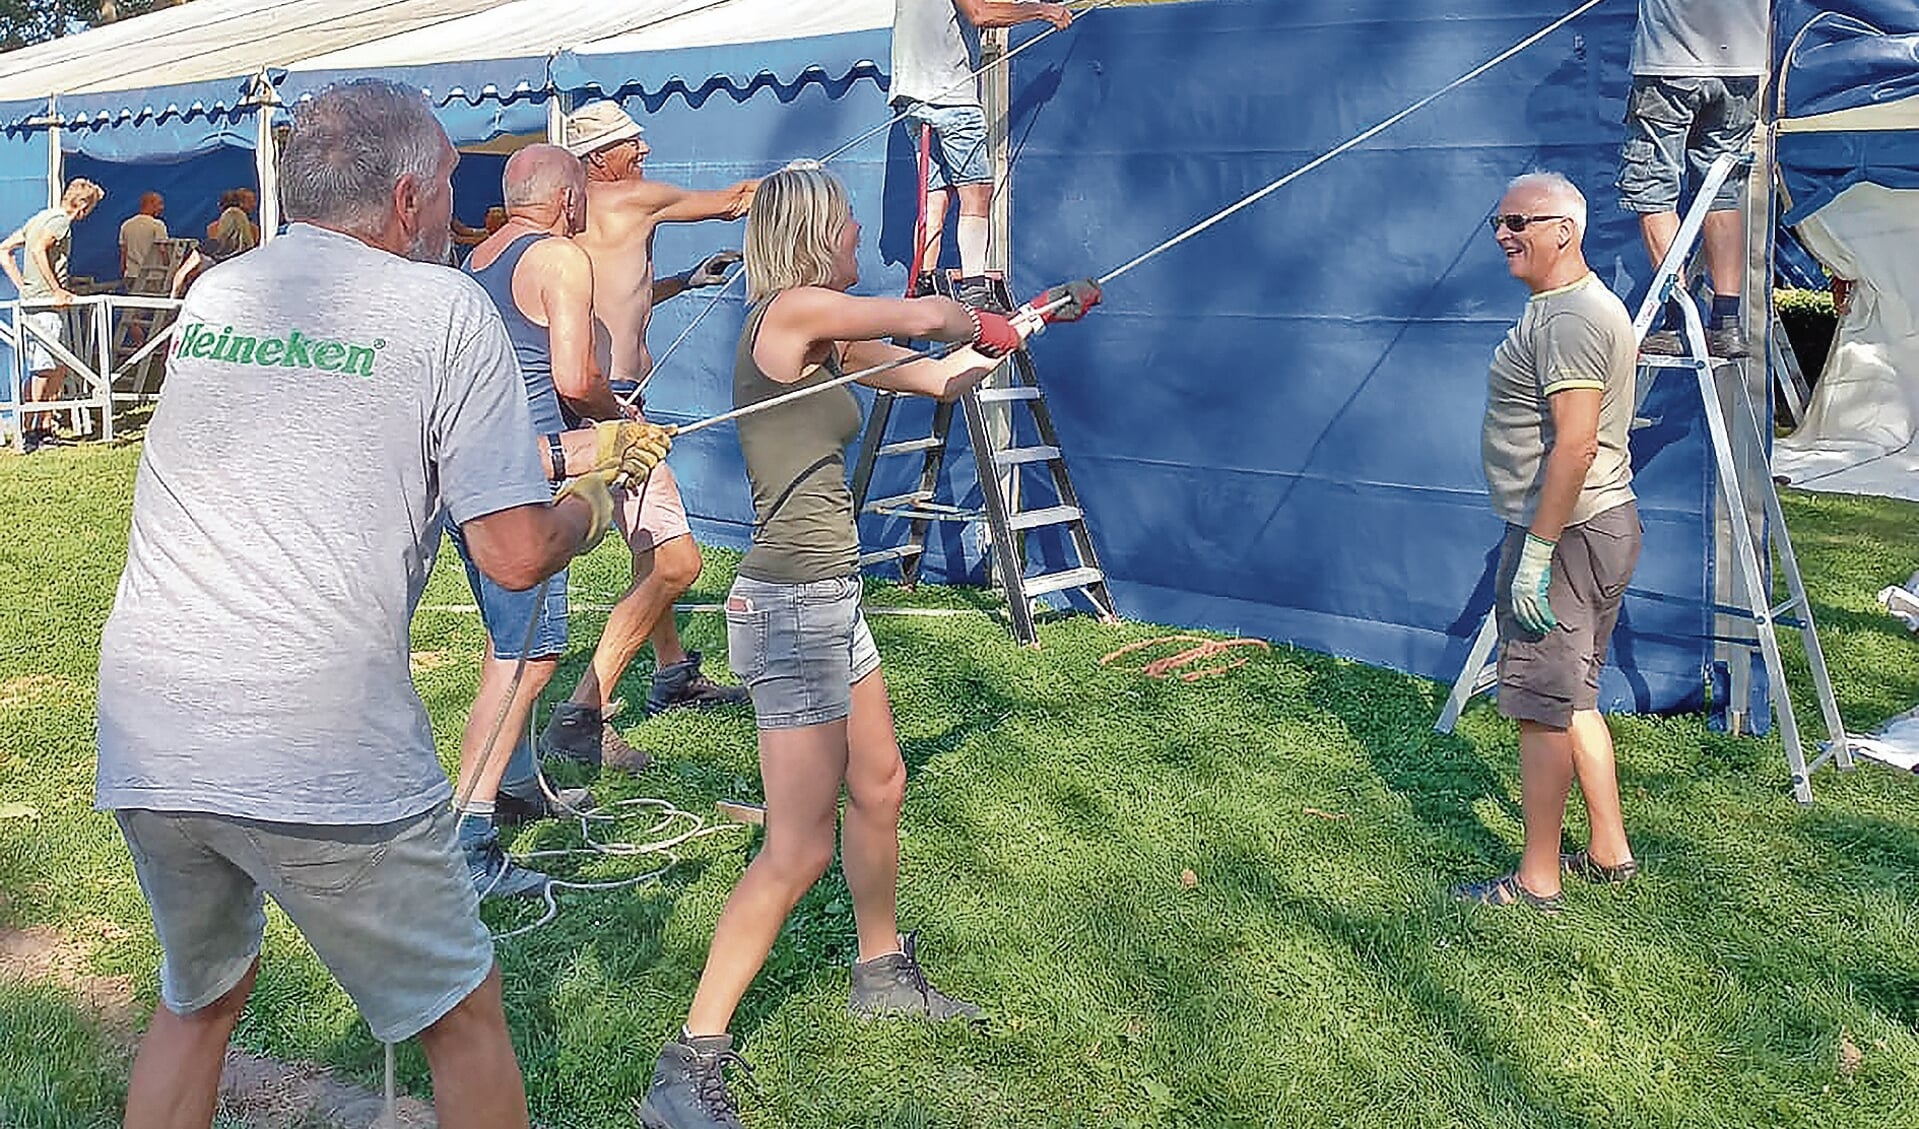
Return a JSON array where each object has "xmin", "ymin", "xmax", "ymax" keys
[{"xmin": 4, "ymin": 440, "xmax": 1919, "ymax": 1128}]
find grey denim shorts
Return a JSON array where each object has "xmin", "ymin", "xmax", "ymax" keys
[
  {"xmin": 726, "ymin": 573, "xmax": 881, "ymax": 729},
  {"xmin": 114, "ymin": 804, "xmax": 493, "ymax": 1043}
]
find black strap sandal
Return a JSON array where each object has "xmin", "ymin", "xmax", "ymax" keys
[
  {"xmin": 1561, "ymin": 850, "xmax": 1639, "ymax": 885},
  {"xmin": 1452, "ymin": 872, "xmax": 1564, "ymax": 914}
]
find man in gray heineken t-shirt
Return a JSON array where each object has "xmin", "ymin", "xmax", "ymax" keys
[
  {"xmin": 94, "ymin": 81, "xmax": 636, "ymax": 1129},
  {"xmin": 1458, "ymin": 172, "xmax": 1642, "ymax": 915}
]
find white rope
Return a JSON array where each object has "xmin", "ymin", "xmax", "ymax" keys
[{"xmin": 1097, "ymin": 0, "xmax": 1611, "ymax": 285}]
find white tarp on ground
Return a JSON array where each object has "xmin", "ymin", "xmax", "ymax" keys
[{"xmin": 1773, "ymin": 182, "xmax": 1919, "ymax": 501}]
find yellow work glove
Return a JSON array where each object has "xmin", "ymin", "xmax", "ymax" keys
[
  {"xmin": 592, "ymin": 420, "xmax": 676, "ymax": 486},
  {"xmin": 555, "ymin": 470, "xmax": 617, "ymax": 551}
]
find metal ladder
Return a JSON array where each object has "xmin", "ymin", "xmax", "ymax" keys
[
  {"xmin": 849, "ymin": 272, "xmax": 1119, "ymax": 645},
  {"xmin": 1434, "ymin": 153, "xmax": 1852, "ymax": 804}
]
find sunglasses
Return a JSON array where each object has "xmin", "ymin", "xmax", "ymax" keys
[{"xmin": 1487, "ymin": 213, "xmax": 1567, "ymax": 233}]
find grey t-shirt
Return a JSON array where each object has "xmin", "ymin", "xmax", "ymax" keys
[
  {"xmin": 19, "ymin": 208, "xmax": 72, "ymax": 299},
  {"xmin": 1482, "ymin": 273, "xmax": 1638, "ymax": 528},
  {"xmin": 1632, "ymin": 0, "xmax": 1769, "ymax": 77},
  {"xmin": 95, "ymin": 223, "xmax": 551, "ymax": 825},
  {"xmin": 892, "ymin": 0, "xmax": 981, "ymax": 107}
]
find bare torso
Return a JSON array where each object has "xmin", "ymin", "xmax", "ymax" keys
[{"xmin": 577, "ymin": 178, "xmax": 667, "ymax": 384}]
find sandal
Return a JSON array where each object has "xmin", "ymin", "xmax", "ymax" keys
[
  {"xmin": 1452, "ymin": 872, "xmax": 1564, "ymax": 914},
  {"xmin": 1561, "ymin": 849, "xmax": 1639, "ymax": 885}
]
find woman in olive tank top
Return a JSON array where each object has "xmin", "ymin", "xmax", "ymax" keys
[{"xmin": 636, "ymin": 165, "xmax": 1031, "ymax": 1125}]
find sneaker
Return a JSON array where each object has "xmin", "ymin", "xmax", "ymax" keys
[
  {"xmin": 539, "ymin": 702, "xmax": 604, "ymax": 773},
  {"xmin": 634, "ymin": 1031, "xmax": 751, "ymax": 1129},
  {"xmin": 1638, "ymin": 330, "xmax": 1685, "ymax": 357},
  {"xmin": 462, "ymin": 832, "xmax": 552, "ymax": 900},
  {"xmin": 647, "ymin": 651, "xmax": 749, "ymax": 716},
  {"xmin": 495, "ymin": 783, "xmax": 597, "ymax": 825},
  {"xmin": 1706, "ymin": 323, "xmax": 1749, "ymax": 358},
  {"xmin": 955, "ymin": 275, "xmax": 1007, "ymax": 312},
  {"xmin": 908, "ymin": 271, "xmax": 939, "ymax": 299},
  {"xmin": 849, "ymin": 931, "xmax": 982, "ymax": 1021}
]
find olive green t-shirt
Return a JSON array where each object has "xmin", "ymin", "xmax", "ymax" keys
[
  {"xmin": 733, "ymin": 296, "xmax": 864, "ymax": 584},
  {"xmin": 1481, "ymin": 272, "xmax": 1638, "ymax": 527}
]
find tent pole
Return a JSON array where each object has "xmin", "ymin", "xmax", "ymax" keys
[
  {"xmin": 46, "ymin": 95, "xmax": 61, "ymax": 206},
  {"xmin": 980, "ymin": 28, "xmax": 1016, "ymax": 508},
  {"xmin": 254, "ymin": 72, "xmax": 281, "ymax": 244},
  {"xmin": 546, "ymin": 56, "xmax": 570, "ymax": 145}
]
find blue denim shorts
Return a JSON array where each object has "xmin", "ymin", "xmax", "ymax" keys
[
  {"xmin": 114, "ymin": 805, "xmax": 494, "ymax": 1043},
  {"xmin": 1616, "ymin": 75, "xmax": 1759, "ymax": 214},
  {"xmin": 896, "ymin": 99, "xmax": 992, "ymax": 190},
  {"xmin": 445, "ymin": 518, "xmax": 568, "ymax": 660},
  {"xmin": 725, "ymin": 574, "xmax": 881, "ymax": 729}
]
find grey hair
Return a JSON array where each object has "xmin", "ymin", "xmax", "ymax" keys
[
  {"xmin": 1507, "ymin": 171, "xmax": 1587, "ymax": 236},
  {"xmin": 503, "ymin": 144, "xmax": 583, "ymax": 211},
  {"xmin": 279, "ymin": 79, "xmax": 448, "ymax": 237}
]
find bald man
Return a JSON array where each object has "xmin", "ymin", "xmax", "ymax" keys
[
  {"xmin": 446, "ymin": 143, "xmax": 671, "ymax": 898},
  {"xmin": 120, "ymin": 191, "xmax": 168, "ymax": 282}
]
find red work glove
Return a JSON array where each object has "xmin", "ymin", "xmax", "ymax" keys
[
  {"xmin": 969, "ymin": 308, "xmax": 1024, "ymax": 359},
  {"xmin": 1032, "ymin": 278, "xmax": 1102, "ymax": 323}
]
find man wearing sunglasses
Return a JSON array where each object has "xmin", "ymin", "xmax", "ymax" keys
[
  {"xmin": 1461, "ymin": 172, "xmax": 1642, "ymax": 913},
  {"xmin": 1616, "ymin": 0, "xmax": 1769, "ymax": 358}
]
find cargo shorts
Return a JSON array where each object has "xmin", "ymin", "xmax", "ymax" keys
[
  {"xmin": 1494, "ymin": 501, "xmax": 1643, "ymax": 728},
  {"xmin": 114, "ymin": 805, "xmax": 494, "ymax": 1043},
  {"xmin": 1616, "ymin": 75, "xmax": 1760, "ymax": 214}
]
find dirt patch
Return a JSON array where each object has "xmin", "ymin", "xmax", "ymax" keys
[
  {"xmin": 0, "ymin": 673, "xmax": 68, "ymax": 709},
  {"xmin": 0, "ymin": 924, "xmax": 435, "ymax": 1128},
  {"xmin": 408, "ymin": 651, "xmax": 452, "ymax": 673}
]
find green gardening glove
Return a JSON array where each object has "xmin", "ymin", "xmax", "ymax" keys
[{"xmin": 1510, "ymin": 533, "xmax": 1558, "ymax": 635}]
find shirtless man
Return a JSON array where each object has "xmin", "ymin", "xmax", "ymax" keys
[{"xmin": 540, "ymin": 101, "xmax": 759, "ymax": 770}]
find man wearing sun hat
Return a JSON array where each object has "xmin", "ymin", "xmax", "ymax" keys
[{"xmin": 534, "ymin": 100, "xmax": 761, "ymax": 773}]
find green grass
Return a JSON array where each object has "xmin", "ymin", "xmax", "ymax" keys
[{"xmin": 6, "ymin": 440, "xmax": 1919, "ymax": 1128}]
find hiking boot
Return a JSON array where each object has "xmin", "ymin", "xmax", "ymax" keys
[
  {"xmin": 539, "ymin": 702, "xmax": 605, "ymax": 773},
  {"xmin": 1706, "ymin": 323, "xmax": 1749, "ymax": 358},
  {"xmin": 495, "ymin": 783, "xmax": 597, "ymax": 825},
  {"xmin": 956, "ymin": 275, "xmax": 1007, "ymax": 312},
  {"xmin": 648, "ymin": 651, "xmax": 749, "ymax": 716},
  {"xmin": 634, "ymin": 1031, "xmax": 751, "ymax": 1129},
  {"xmin": 462, "ymin": 832, "xmax": 552, "ymax": 900},
  {"xmin": 849, "ymin": 931, "xmax": 982, "ymax": 1021},
  {"xmin": 908, "ymin": 271, "xmax": 939, "ymax": 299},
  {"xmin": 601, "ymin": 722, "xmax": 652, "ymax": 772},
  {"xmin": 1638, "ymin": 330, "xmax": 1685, "ymax": 357}
]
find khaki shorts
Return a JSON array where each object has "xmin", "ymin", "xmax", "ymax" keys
[
  {"xmin": 615, "ymin": 459, "xmax": 691, "ymax": 553},
  {"xmin": 1494, "ymin": 501, "xmax": 1642, "ymax": 728},
  {"xmin": 114, "ymin": 805, "xmax": 493, "ymax": 1043}
]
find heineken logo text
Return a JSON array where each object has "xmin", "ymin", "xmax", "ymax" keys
[{"xmin": 174, "ymin": 323, "xmax": 383, "ymax": 377}]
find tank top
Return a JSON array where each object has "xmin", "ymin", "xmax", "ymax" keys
[
  {"xmin": 464, "ymin": 233, "xmax": 566, "ymax": 437},
  {"xmin": 733, "ymin": 296, "xmax": 865, "ymax": 584}
]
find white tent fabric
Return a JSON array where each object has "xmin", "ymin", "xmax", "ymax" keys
[
  {"xmin": 1773, "ymin": 181, "xmax": 1919, "ymax": 502},
  {"xmin": 0, "ymin": 0, "xmax": 891, "ymax": 109}
]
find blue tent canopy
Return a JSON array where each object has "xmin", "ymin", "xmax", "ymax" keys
[{"xmin": 1776, "ymin": 0, "xmax": 1919, "ymax": 222}]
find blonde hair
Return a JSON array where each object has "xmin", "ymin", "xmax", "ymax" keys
[
  {"xmin": 744, "ymin": 163, "xmax": 849, "ymax": 303},
  {"xmin": 62, "ymin": 178, "xmax": 104, "ymax": 209}
]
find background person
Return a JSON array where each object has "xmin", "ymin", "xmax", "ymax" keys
[{"xmin": 1, "ymin": 177, "xmax": 105, "ymax": 452}]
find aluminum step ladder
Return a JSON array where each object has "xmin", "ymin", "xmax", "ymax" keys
[
  {"xmin": 1434, "ymin": 153, "xmax": 1851, "ymax": 804},
  {"xmin": 849, "ymin": 271, "xmax": 1119, "ymax": 645}
]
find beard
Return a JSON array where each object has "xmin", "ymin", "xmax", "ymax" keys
[{"xmin": 407, "ymin": 225, "xmax": 452, "ymax": 265}]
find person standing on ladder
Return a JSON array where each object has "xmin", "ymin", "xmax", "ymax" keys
[
  {"xmin": 1616, "ymin": 0, "xmax": 1769, "ymax": 358},
  {"xmin": 892, "ymin": 0, "xmax": 1072, "ymax": 307},
  {"xmin": 1456, "ymin": 172, "xmax": 1642, "ymax": 913}
]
